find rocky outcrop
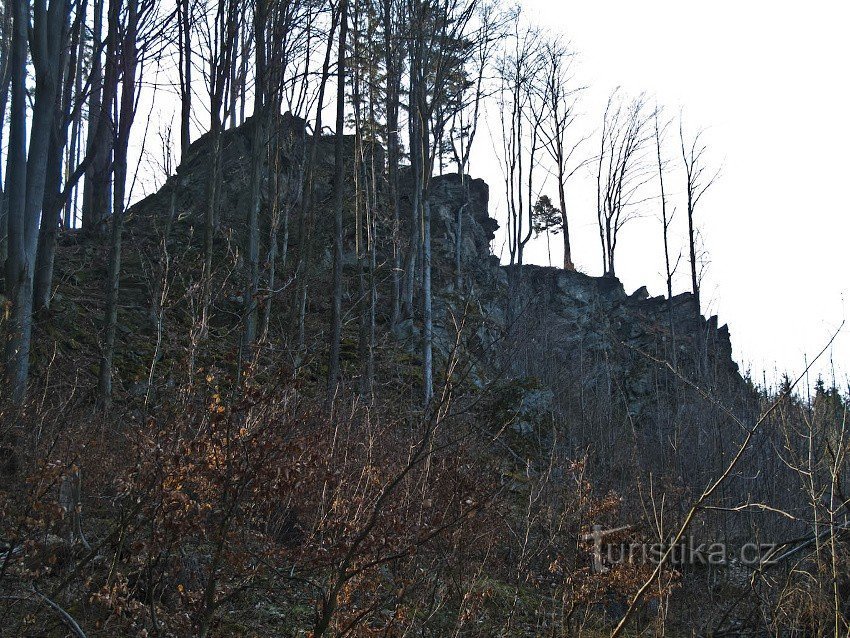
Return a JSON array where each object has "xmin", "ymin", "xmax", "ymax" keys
[
  {"xmin": 123, "ymin": 114, "xmax": 749, "ymax": 428},
  {"xmin": 421, "ymin": 173, "xmax": 749, "ymax": 429},
  {"xmin": 499, "ymin": 265, "xmax": 744, "ymax": 421}
]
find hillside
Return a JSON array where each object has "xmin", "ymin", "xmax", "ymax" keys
[{"xmin": 2, "ymin": 115, "xmax": 832, "ymax": 638}]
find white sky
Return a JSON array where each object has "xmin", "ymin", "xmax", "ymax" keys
[{"xmin": 474, "ymin": 0, "xmax": 850, "ymax": 392}]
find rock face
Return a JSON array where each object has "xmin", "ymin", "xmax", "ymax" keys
[
  {"xmin": 420, "ymin": 172, "xmax": 749, "ymax": 430},
  {"xmin": 499, "ymin": 266, "xmax": 744, "ymax": 421},
  {"xmin": 123, "ymin": 114, "xmax": 749, "ymax": 430},
  {"xmin": 427, "ymin": 173, "xmax": 498, "ymax": 276}
]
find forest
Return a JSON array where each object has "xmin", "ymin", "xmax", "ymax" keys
[{"xmin": 0, "ymin": 0, "xmax": 848, "ymax": 635}]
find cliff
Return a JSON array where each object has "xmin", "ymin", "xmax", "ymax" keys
[
  {"xmin": 40, "ymin": 112, "xmax": 751, "ymax": 433},
  {"xmin": 413, "ymin": 169, "xmax": 749, "ymax": 429}
]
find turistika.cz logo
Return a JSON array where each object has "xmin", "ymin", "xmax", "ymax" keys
[{"xmin": 581, "ymin": 525, "xmax": 778, "ymax": 572}]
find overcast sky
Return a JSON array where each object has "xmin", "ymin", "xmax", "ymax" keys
[{"xmin": 475, "ymin": 0, "xmax": 849, "ymax": 392}]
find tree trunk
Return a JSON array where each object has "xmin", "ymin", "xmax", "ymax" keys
[
  {"xmin": 363, "ymin": 196, "xmax": 376, "ymax": 398},
  {"xmin": 687, "ymin": 201, "xmax": 699, "ymax": 315},
  {"xmin": 261, "ymin": 120, "xmax": 292, "ymax": 342},
  {"xmin": 422, "ymin": 200, "xmax": 433, "ymax": 406},
  {"xmin": 291, "ymin": 8, "xmax": 338, "ymax": 352},
  {"xmin": 33, "ymin": 107, "xmax": 65, "ymax": 313},
  {"xmin": 327, "ymin": 0, "xmax": 348, "ymax": 398},
  {"xmin": 655, "ymin": 116, "xmax": 676, "ymax": 369},
  {"xmin": 363, "ymin": 67, "xmax": 378, "ymax": 398},
  {"xmin": 0, "ymin": 3, "xmax": 14, "ymax": 267},
  {"xmin": 81, "ymin": 0, "xmax": 107, "ymax": 236},
  {"xmin": 4, "ymin": 0, "xmax": 69, "ymax": 403},
  {"xmin": 98, "ymin": 0, "xmax": 138, "ymax": 402},
  {"xmin": 178, "ymin": 0, "xmax": 192, "ymax": 158},
  {"xmin": 200, "ymin": 129, "xmax": 220, "ymax": 338},
  {"xmin": 64, "ymin": 19, "xmax": 85, "ymax": 228},
  {"xmin": 401, "ymin": 67, "xmax": 421, "ymax": 319},
  {"xmin": 382, "ymin": 0, "xmax": 401, "ymax": 328},
  {"xmin": 242, "ymin": 1, "xmax": 267, "ymax": 349},
  {"xmin": 199, "ymin": 0, "xmax": 238, "ymax": 338},
  {"xmin": 3, "ymin": 0, "xmax": 30, "ymax": 403},
  {"xmin": 558, "ymin": 178, "xmax": 573, "ymax": 270},
  {"xmin": 34, "ymin": 1, "xmax": 80, "ymax": 313},
  {"xmin": 228, "ymin": 19, "xmax": 238, "ymax": 129}
]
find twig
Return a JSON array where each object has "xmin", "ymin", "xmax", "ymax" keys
[{"xmin": 32, "ymin": 585, "xmax": 88, "ymax": 638}]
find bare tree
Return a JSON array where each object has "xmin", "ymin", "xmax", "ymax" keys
[
  {"xmin": 446, "ymin": 1, "xmax": 506, "ymax": 290},
  {"xmin": 3, "ymin": 0, "xmax": 72, "ymax": 403},
  {"xmin": 33, "ymin": 1, "xmax": 88, "ymax": 313},
  {"xmin": 80, "ymin": 0, "xmax": 107, "ymax": 235},
  {"xmin": 679, "ymin": 116, "xmax": 719, "ymax": 316},
  {"xmin": 291, "ymin": 0, "xmax": 341, "ymax": 352},
  {"xmin": 400, "ymin": 0, "xmax": 423, "ymax": 320},
  {"xmin": 404, "ymin": 0, "xmax": 477, "ymax": 404},
  {"xmin": 349, "ymin": 0, "xmax": 380, "ymax": 398},
  {"xmin": 95, "ymin": 0, "xmax": 129, "ymax": 401},
  {"xmin": 0, "ymin": 2, "xmax": 14, "ymax": 264},
  {"xmin": 98, "ymin": 0, "xmax": 167, "ymax": 401},
  {"xmin": 327, "ymin": 0, "xmax": 348, "ymax": 398},
  {"xmin": 596, "ymin": 89, "xmax": 654, "ymax": 278},
  {"xmin": 496, "ymin": 25, "xmax": 544, "ymax": 267},
  {"xmin": 199, "ymin": 0, "xmax": 241, "ymax": 337},
  {"xmin": 241, "ymin": 0, "xmax": 271, "ymax": 350},
  {"xmin": 654, "ymin": 108, "xmax": 679, "ymax": 368},
  {"xmin": 539, "ymin": 37, "xmax": 587, "ymax": 271},
  {"xmin": 177, "ymin": 0, "xmax": 193, "ymax": 158},
  {"xmin": 381, "ymin": 0, "xmax": 404, "ymax": 327},
  {"xmin": 260, "ymin": 0, "xmax": 310, "ymax": 341},
  {"xmin": 62, "ymin": 9, "xmax": 87, "ymax": 230}
]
